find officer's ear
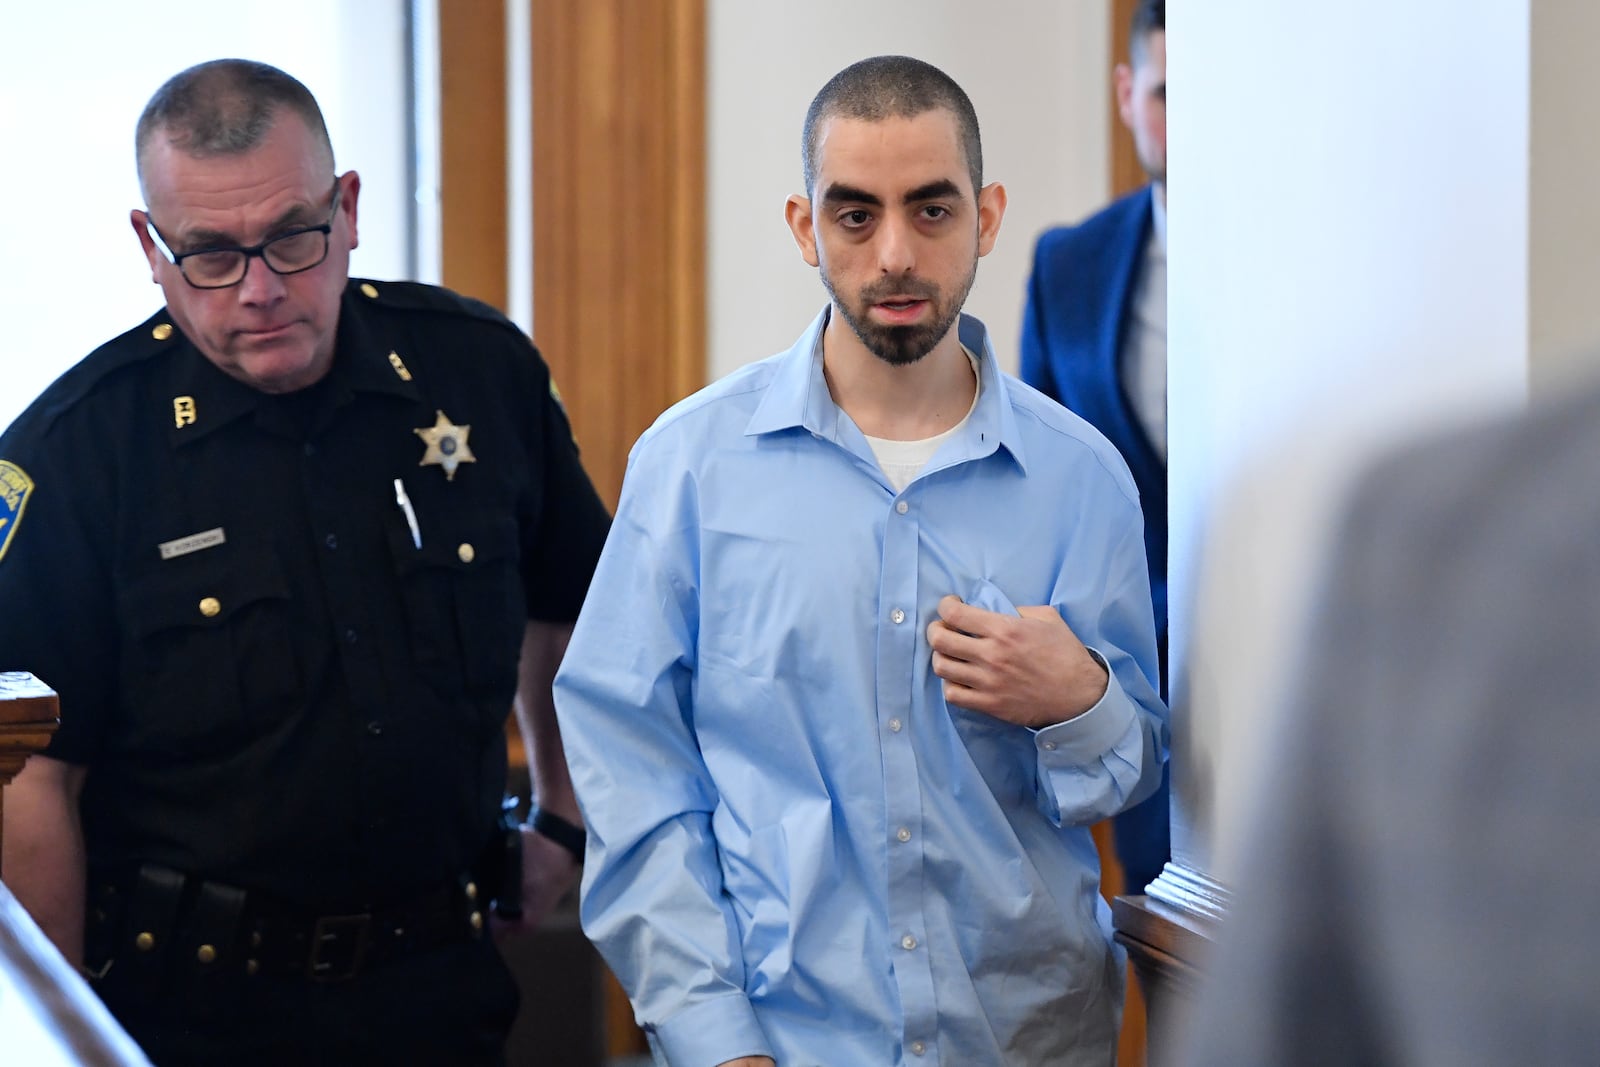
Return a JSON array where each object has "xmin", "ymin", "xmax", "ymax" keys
[
  {"xmin": 130, "ymin": 210, "xmax": 164, "ymax": 285},
  {"xmin": 337, "ymin": 170, "xmax": 362, "ymax": 253}
]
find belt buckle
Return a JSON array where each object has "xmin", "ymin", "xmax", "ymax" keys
[{"xmin": 307, "ymin": 912, "xmax": 372, "ymax": 982}]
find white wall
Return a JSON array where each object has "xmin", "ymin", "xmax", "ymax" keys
[
  {"xmin": 0, "ymin": 1, "xmax": 412, "ymax": 432},
  {"xmin": 1167, "ymin": 1, "xmax": 1535, "ymax": 882},
  {"xmin": 707, "ymin": 0, "xmax": 1109, "ymax": 380}
]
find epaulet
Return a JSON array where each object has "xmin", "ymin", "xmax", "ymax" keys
[
  {"xmin": 347, "ymin": 278, "xmax": 524, "ymax": 338},
  {"xmin": 7, "ymin": 309, "xmax": 181, "ymax": 440}
]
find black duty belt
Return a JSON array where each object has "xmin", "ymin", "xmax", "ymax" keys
[{"xmin": 86, "ymin": 864, "xmax": 488, "ymax": 993}]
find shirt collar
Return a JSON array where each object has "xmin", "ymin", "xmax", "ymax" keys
[
  {"xmin": 745, "ymin": 305, "xmax": 1027, "ymax": 475},
  {"xmin": 165, "ymin": 283, "xmax": 419, "ymax": 448}
]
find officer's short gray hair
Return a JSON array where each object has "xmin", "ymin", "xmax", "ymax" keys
[{"xmin": 135, "ymin": 59, "xmax": 334, "ymax": 197}]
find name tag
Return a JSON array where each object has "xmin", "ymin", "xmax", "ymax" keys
[{"xmin": 158, "ymin": 527, "xmax": 226, "ymax": 560}]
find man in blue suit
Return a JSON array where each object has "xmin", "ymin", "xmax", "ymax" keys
[{"xmin": 1021, "ymin": 0, "xmax": 1169, "ymax": 894}]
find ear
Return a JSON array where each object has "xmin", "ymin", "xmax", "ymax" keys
[
  {"xmin": 130, "ymin": 210, "xmax": 163, "ymax": 284},
  {"xmin": 1114, "ymin": 62, "xmax": 1136, "ymax": 129},
  {"xmin": 785, "ymin": 193, "xmax": 819, "ymax": 267},
  {"xmin": 976, "ymin": 181, "xmax": 1007, "ymax": 258},
  {"xmin": 339, "ymin": 170, "xmax": 362, "ymax": 251}
]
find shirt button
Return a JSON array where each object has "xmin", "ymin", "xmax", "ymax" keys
[
  {"xmin": 901, "ymin": 934, "xmax": 917, "ymax": 951},
  {"xmin": 890, "ymin": 608, "xmax": 906, "ymax": 625},
  {"xmin": 888, "ymin": 718, "xmax": 903, "ymax": 733},
  {"xmin": 366, "ymin": 721, "xmax": 383, "ymax": 736},
  {"xmin": 896, "ymin": 827, "xmax": 912, "ymax": 843},
  {"xmin": 1042, "ymin": 740, "xmax": 1058, "ymax": 751},
  {"xmin": 910, "ymin": 1042, "xmax": 927, "ymax": 1056},
  {"xmin": 324, "ymin": 533, "xmax": 338, "ymax": 550},
  {"xmin": 895, "ymin": 500, "xmax": 909, "ymax": 514},
  {"xmin": 303, "ymin": 442, "xmax": 317, "ymax": 458},
  {"xmin": 343, "ymin": 628, "xmax": 359, "ymax": 645}
]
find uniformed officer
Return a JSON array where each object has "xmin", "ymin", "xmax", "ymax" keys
[{"xmin": 0, "ymin": 59, "xmax": 610, "ymax": 1065}]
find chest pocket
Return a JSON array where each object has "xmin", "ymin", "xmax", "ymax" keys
[
  {"xmin": 117, "ymin": 543, "xmax": 300, "ymax": 757},
  {"xmin": 386, "ymin": 510, "xmax": 525, "ymax": 700}
]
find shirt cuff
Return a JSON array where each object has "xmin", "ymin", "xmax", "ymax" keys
[
  {"xmin": 1030, "ymin": 646, "xmax": 1137, "ymax": 765},
  {"xmin": 650, "ymin": 993, "xmax": 772, "ymax": 1067}
]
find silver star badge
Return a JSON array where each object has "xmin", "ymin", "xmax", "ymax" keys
[{"xmin": 414, "ymin": 410, "xmax": 476, "ymax": 481}]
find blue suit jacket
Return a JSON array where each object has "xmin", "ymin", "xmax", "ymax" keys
[
  {"xmin": 1022, "ymin": 186, "xmax": 1170, "ymax": 891},
  {"xmin": 1021, "ymin": 186, "xmax": 1166, "ymax": 643}
]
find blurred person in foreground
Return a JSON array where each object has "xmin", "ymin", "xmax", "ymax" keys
[
  {"xmin": 0, "ymin": 58, "xmax": 609, "ymax": 1065},
  {"xmin": 554, "ymin": 55, "xmax": 1168, "ymax": 1067},
  {"xmin": 1180, "ymin": 383, "xmax": 1600, "ymax": 1066}
]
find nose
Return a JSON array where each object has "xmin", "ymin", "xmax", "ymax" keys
[
  {"xmin": 876, "ymin": 214, "xmax": 916, "ymax": 275},
  {"xmin": 236, "ymin": 252, "xmax": 288, "ymax": 306}
]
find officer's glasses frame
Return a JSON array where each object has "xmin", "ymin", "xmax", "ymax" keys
[{"xmin": 143, "ymin": 181, "xmax": 343, "ymax": 290}]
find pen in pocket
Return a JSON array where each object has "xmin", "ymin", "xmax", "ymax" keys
[{"xmin": 393, "ymin": 478, "xmax": 422, "ymax": 548}]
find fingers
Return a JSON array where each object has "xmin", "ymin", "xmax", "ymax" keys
[{"xmin": 936, "ymin": 594, "xmax": 994, "ymax": 636}]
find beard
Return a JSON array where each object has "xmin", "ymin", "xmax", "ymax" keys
[{"xmin": 821, "ymin": 259, "xmax": 977, "ymax": 367}]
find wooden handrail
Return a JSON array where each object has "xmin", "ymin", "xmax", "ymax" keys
[{"xmin": 0, "ymin": 671, "xmax": 60, "ymax": 874}]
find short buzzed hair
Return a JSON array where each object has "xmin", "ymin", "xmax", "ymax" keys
[
  {"xmin": 801, "ymin": 55, "xmax": 982, "ymax": 199},
  {"xmin": 1130, "ymin": 0, "xmax": 1165, "ymax": 67},
  {"xmin": 135, "ymin": 59, "xmax": 334, "ymax": 197}
]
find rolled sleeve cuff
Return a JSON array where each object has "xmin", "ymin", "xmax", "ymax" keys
[
  {"xmin": 1031, "ymin": 646, "xmax": 1145, "ymax": 826},
  {"xmin": 1031, "ymin": 647, "xmax": 1136, "ymax": 762},
  {"xmin": 650, "ymin": 993, "xmax": 772, "ymax": 1067}
]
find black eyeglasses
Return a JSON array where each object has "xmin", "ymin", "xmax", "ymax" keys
[{"xmin": 145, "ymin": 181, "xmax": 342, "ymax": 290}]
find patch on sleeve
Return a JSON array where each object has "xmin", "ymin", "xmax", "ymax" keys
[{"xmin": 0, "ymin": 461, "xmax": 34, "ymax": 564}]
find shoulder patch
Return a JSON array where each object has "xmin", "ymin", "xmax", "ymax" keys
[{"xmin": 0, "ymin": 461, "xmax": 35, "ymax": 563}]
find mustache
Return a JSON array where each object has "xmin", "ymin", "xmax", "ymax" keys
[{"xmin": 859, "ymin": 276, "xmax": 938, "ymax": 304}]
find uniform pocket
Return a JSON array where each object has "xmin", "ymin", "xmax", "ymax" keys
[
  {"xmin": 118, "ymin": 541, "xmax": 299, "ymax": 756},
  {"xmin": 386, "ymin": 510, "xmax": 525, "ymax": 699}
]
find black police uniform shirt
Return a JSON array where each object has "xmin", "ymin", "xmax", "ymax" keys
[{"xmin": 0, "ymin": 279, "xmax": 611, "ymax": 910}]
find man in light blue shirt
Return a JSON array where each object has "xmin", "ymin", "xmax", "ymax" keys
[{"xmin": 554, "ymin": 56, "xmax": 1168, "ymax": 1067}]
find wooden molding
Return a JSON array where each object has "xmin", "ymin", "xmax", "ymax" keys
[
  {"xmin": 438, "ymin": 0, "xmax": 510, "ymax": 312},
  {"xmin": 529, "ymin": 0, "xmax": 707, "ymax": 510},
  {"xmin": 1110, "ymin": 0, "xmax": 1145, "ymax": 198}
]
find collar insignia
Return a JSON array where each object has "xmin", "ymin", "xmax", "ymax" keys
[
  {"xmin": 174, "ymin": 396, "xmax": 198, "ymax": 428},
  {"xmin": 414, "ymin": 410, "xmax": 476, "ymax": 481}
]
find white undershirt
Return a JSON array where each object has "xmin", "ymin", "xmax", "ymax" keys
[
  {"xmin": 864, "ymin": 348, "xmax": 982, "ymax": 492},
  {"xmin": 1122, "ymin": 194, "xmax": 1168, "ymax": 462}
]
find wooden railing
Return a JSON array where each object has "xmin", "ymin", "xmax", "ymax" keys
[
  {"xmin": 0, "ymin": 672, "xmax": 150, "ymax": 1065},
  {"xmin": 0, "ymin": 671, "xmax": 59, "ymax": 862}
]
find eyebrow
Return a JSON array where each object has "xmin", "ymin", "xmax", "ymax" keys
[
  {"xmin": 175, "ymin": 203, "xmax": 323, "ymax": 249},
  {"xmin": 819, "ymin": 179, "xmax": 965, "ymax": 209}
]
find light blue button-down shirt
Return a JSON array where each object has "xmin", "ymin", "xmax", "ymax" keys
[{"xmin": 554, "ymin": 309, "xmax": 1168, "ymax": 1067}]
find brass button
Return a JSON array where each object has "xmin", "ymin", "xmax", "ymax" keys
[
  {"xmin": 469, "ymin": 911, "xmax": 484, "ymax": 932},
  {"xmin": 360, "ymin": 283, "xmax": 379, "ymax": 299},
  {"xmin": 246, "ymin": 959, "xmax": 260, "ymax": 977},
  {"xmin": 457, "ymin": 543, "xmax": 475, "ymax": 564},
  {"xmin": 135, "ymin": 932, "xmax": 156, "ymax": 952},
  {"xmin": 464, "ymin": 881, "xmax": 478, "ymax": 900},
  {"xmin": 196, "ymin": 944, "xmax": 217, "ymax": 964},
  {"xmin": 199, "ymin": 597, "xmax": 221, "ymax": 618},
  {"xmin": 250, "ymin": 931, "xmax": 262, "ymax": 948},
  {"xmin": 152, "ymin": 323, "xmax": 174, "ymax": 341}
]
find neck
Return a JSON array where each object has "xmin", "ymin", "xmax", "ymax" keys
[{"xmin": 821, "ymin": 308, "xmax": 977, "ymax": 441}]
